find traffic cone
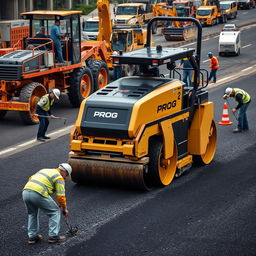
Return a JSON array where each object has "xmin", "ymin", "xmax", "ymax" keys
[{"xmin": 218, "ymin": 102, "xmax": 233, "ymax": 125}]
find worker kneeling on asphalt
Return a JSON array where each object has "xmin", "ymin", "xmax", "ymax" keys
[
  {"xmin": 223, "ymin": 87, "xmax": 251, "ymax": 133},
  {"xmin": 22, "ymin": 163, "xmax": 72, "ymax": 244},
  {"xmin": 36, "ymin": 89, "xmax": 60, "ymax": 142}
]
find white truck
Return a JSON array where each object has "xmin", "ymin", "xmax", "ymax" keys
[
  {"xmin": 82, "ymin": 17, "xmax": 99, "ymax": 41},
  {"xmin": 218, "ymin": 30, "xmax": 241, "ymax": 56}
]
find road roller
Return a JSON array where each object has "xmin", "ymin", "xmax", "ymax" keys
[{"xmin": 68, "ymin": 17, "xmax": 217, "ymax": 190}]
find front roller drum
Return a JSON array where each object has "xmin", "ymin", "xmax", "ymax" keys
[{"xmin": 69, "ymin": 158, "xmax": 149, "ymax": 190}]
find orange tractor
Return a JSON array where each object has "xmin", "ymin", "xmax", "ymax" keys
[{"xmin": 0, "ymin": 11, "xmax": 110, "ymax": 124}]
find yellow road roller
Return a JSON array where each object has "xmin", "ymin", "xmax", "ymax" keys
[{"xmin": 68, "ymin": 17, "xmax": 217, "ymax": 190}]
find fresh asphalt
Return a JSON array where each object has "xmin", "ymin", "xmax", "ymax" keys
[{"xmin": 0, "ymin": 8, "xmax": 256, "ymax": 256}]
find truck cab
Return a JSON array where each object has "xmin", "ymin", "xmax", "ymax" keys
[
  {"xmin": 82, "ymin": 17, "xmax": 99, "ymax": 41},
  {"xmin": 220, "ymin": 1, "xmax": 238, "ymax": 19}
]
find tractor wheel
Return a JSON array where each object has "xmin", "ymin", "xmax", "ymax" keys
[
  {"xmin": 19, "ymin": 82, "xmax": 47, "ymax": 125},
  {"xmin": 0, "ymin": 110, "xmax": 7, "ymax": 120},
  {"xmin": 193, "ymin": 121, "xmax": 217, "ymax": 165},
  {"xmin": 147, "ymin": 136, "xmax": 177, "ymax": 187},
  {"xmin": 91, "ymin": 60, "xmax": 109, "ymax": 90},
  {"xmin": 68, "ymin": 66, "xmax": 94, "ymax": 107}
]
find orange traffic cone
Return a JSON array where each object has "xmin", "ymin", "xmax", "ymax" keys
[{"xmin": 218, "ymin": 102, "xmax": 233, "ymax": 125}]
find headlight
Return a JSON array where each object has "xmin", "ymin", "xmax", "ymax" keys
[{"xmin": 128, "ymin": 18, "xmax": 137, "ymax": 24}]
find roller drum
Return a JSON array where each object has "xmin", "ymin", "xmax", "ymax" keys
[{"xmin": 69, "ymin": 157, "xmax": 149, "ymax": 190}]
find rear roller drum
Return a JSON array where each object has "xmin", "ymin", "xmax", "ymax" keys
[
  {"xmin": 0, "ymin": 110, "xmax": 7, "ymax": 120},
  {"xmin": 193, "ymin": 121, "xmax": 217, "ymax": 165},
  {"xmin": 19, "ymin": 82, "xmax": 47, "ymax": 125},
  {"xmin": 147, "ymin": 137, "xmax": 177, "ymax": 187}
]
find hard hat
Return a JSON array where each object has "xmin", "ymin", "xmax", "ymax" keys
[
  {"xmin": 59, "ymin": 163, "xmax": 72, "ymax": 176},
  {"xmin": 225, "ymin": 87, "xmax": 233, "ymax": 96},
  {"xmin": 113, "ymin": 51, "xmax": 118, "ymax": 55},
  {"xmin": 52, "ymin": 89, "xmax": 60, "ymax": 99},
  {"xmin": 208, "ymin": 52, "xmax": 213, "ymax": 56}
]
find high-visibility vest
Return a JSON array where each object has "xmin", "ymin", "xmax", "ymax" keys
[
  {"xmin": 234, "ymin": 88, "xmax": 251, "ymax": 104},
  {"xmin": 37, "ymin": 94, "xmax": 54, "ymax": 112},
  {"xmin": 23, "ymin": 169, "xmax": 65, "ymax": 199},
  {"xmin": 210, "ymin": 56, "xmax": 219, "ymax": 70}
]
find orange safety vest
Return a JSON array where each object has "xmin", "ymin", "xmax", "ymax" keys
[{"xmin": 210, "ymin": 56, "xmax": 219, "ymax": 70}]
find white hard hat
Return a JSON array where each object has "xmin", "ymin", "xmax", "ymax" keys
[
  {"xmin": 52, "ymin": 89, "xmax": 60, "ymax": 99},
  {"xmin": 225, "ymin": 87, "xmax": 233, "ymax": 96},
  {"xmin": 113, "ymin": 51, "xmax": 118, "ymax": 55},
  {"xmin": 59, "ymin": 163, "xmax": 72, "ymax": 176}
]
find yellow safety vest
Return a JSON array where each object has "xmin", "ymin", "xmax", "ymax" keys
[
  {"xmin": 37, "ymin": 94, "xmax": 54, "ymax": 112},
  {"xmin": 234, "ymin": 88, "xmax": 251, "ymax": 104},
  {"xmin": 23, "ymin": 169, "xmax": 65, "ymax": 199}
]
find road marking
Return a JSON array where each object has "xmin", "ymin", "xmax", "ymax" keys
[
  {"xmin": 0, "ymin": 125, "xmax": 73, "ymax": 158},
  {"xmin": 202, "ymin": 38, "xmax": 209, "ymax": 42},
  {"xmin": 243, "ymin": 12, "xmax": 248, "ymax": 14},
  {"xmin": 242, "ymin": 66, "xmax": 253, "ymax": 72},
  {"xmin": 242, "ymin": 44, "xmax": 252, "ymax": 48},
  {"xmin": 213, "ymin": 35, "xmax": 219, "ymax": 38},
  {"xmin": 182, "ymin": 42, "xmax": 195, "ymax": 47},
  {"xmin": 217, "ymin": 76, "xmax": 234, "ymax": 82},
  {"xmin": 202, "ymin": 59, "xmax": 210, "ymax": 63}
]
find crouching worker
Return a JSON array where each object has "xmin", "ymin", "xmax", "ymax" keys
[{"xmin": 22, "ymin": 163, "xmax": 72, "ymax": 244}]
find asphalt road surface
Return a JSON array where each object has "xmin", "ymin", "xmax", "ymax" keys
[{"xmin": 0, "ymin": 8, "xmax": 256, "ymax": 256}]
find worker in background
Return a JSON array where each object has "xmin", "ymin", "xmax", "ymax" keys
[
  {"xmin": 50, "ymin": 20, "xmax": 65, "ymax": 63},
  {"xmin": 34, "ymin": 27, "xmax": 50, "ymax": 50},
  {"xmin": 207, "ymin": 52, "xmax": 219, "ymax": 83},
  {"xmin": 35, "ymin": 89, "xmax": 60, "ymax": 142},
  {"xmin": 112, "ymin": 51, "xmax": 123, "ymax": 80},
  {"xmin": 178, "ymin": 57, "xmax": 193, "ymax": 88},
  {"xmin": 35, "ymin": 27, "xmax": 48, "ymax": 38},
  {"xmin": 22, "ymin": 163, "xmax": 72, "ymax": 244},
  {"xmin": 223, "ymin": 87, "xmax": 251, "ymax": 133}
]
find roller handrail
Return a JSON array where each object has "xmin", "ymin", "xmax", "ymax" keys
[{"xmin": 145, "ymin": 16, "xmax": 202, "ymax": 67}]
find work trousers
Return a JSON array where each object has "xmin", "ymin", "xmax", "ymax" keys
[
  {"xmin": 22, "ymin": 190, "xmax": 61, "ymax": 238},
  {"xmin": 113, "ymin": 66, "xmax": 123, "ymax": 80},
  {"xmin": 209, "ymin": 69, "xmax": 218, "ymax": 82},
  {"xmin": 54, "ymin": 40, "xmax": 64, "ymax": 63},
  {"xmin": 237, "ymin": 102, "xmax": 250, "ymax": 130},
  {"xmin": 36, "ymin": 108, "xmax": 49, "ymax": 139},
  {"xmin": 182, "ymin": 69, "xmax": 193, "ymax": 88}
]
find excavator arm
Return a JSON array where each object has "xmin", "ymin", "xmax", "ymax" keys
[{"xmin": 97, "ymin": 0, "xmax": 112, "ymax": 46}]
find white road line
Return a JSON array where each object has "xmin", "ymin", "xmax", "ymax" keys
[
  {"xmin": 182, "ymin": 42, "xmax": 195, "ymax": 47},
  {"xmin": 17, "ymin": 140, "xmax": 35, "ymax": 148},
  {"xmin": 202, "ymin": 59, "xmax": 210, "ymax": 63},
  {"xmin": 242, "ymin": 66, "xmax": 253, "ymax": 72},
  {"xmin": 217, "ymin": 76, "xmax": 234, "ymax": 82},
  {"xmin": 0, "ymin": 148, "xmax": 16, "ymax": 155},
  {"xmin": 202, "ymin": 38, "xmax": 209, "ymax": 42},
  {"xmin": 213, "ymin": 35, "xmax": 219, "ymax": 38},
  {"xmin": 243, "ymin": 12, "xmax": 248, "ymax": 14},
  {"xmin": 242, "ymin": 44, "xmax": 252, "ymax": 49}
]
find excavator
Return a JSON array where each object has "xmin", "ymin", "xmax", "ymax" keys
[
  {"xmin": 153, "ymin": 3, "xmax": 196, "ymax": 41},
  {"xmin": 68, "ymin": 17, "xmax": 217, "ymax": 190}
]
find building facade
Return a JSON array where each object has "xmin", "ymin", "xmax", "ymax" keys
[{"xmin": 0, "ymin": 0, "xmax": 89, "ymax": 20}]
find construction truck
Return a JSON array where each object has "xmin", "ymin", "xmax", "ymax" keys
[
  {"xmin": 0, "ymin": 11, "xmax": 110, "ymax": 124},
  {"xmin": 82, "ymin": 17, "xmax": 99, "ymax": 41},
  {"xmin": 68, "ymin": 17, "xmax": 217, "ymax": 190},
  {"xmin": 196, "ymin": 0, "xmax": 227, "ymax": 26}
]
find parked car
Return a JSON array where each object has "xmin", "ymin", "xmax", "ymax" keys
[{"xmin": 221, "ymin": 23, "xmax": 239, "ymax": 31}]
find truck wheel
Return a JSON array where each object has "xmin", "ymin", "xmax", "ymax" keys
[
  {"xmin": 147, "ymin": 136, "xmax": 177, "ymax": 187},
  {"xmin": 193, "ymin": 121, "xmax": 217, "ymax": 165},
  {"xmin": 19, "ymin": 82, "xmax": 47, "ymax": 125},
  {"xmin": 0, "ymin": 110, "xmax": 7, "ymax": 120},
  {"xmin": 123, "ymin": 64, "xmax": 139, "ymax": 76},
  {"xmin": 91, "ymin": 60, "xmax": 109, "ymax": 90},
  {"xmin": 236, "ymin": 48, "xmax": 240, "ymax": 56},
  {"xmin": 68, "ymin": 66, "xmax": 94, "ymax": 107}
]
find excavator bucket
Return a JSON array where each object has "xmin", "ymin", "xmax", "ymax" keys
[{"xmin": 163, "ymin": 25, "xmax": 196, "ymax": 41}]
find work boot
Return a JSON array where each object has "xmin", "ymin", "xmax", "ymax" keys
[
  {"xmin": 43, "ymin": 136, "xmax": 51, "ymax": 139},
  {"xmin": 37, "ymin": 137, "xmax": 45, "ymax": 142},
  {"xmin": 48, "ymin": 235, "xmax": 66, "ymax": 244},
  {"xmin": 28, "ymin": 234, "xmax": 43, "ymax": 245},
  {"xmin": 233, "ymin": 128, "xmax": 242, "ymax": 133}
]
